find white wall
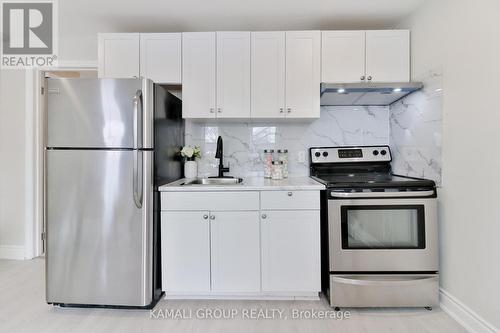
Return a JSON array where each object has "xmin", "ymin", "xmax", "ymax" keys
[
  {"xmin": 398, "ymin": 0, "xmax": 500, "ymax": 331},
  {"xmin": 0, "ymin": 70, "xmax": 27, "ymax": 257}
]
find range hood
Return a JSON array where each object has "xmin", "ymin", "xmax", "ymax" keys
[{"xmin": 320, "ymin": 82, "xmax": 423, "ymax": 106}]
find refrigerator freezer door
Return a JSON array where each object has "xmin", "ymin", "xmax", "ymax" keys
[
  {"xmin": 46, "ymin": 78, "xmax": 154, "ymax": 149},
  {"xmin": 45, "ymin": 149, "xmax": 153, "ymax": 307}
]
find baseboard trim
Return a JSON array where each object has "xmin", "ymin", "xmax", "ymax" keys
[
  {"xmin": 440, "ymin": 288, "xmax": 499, "ymax": 333},
  {"xmin": 0, "ymin": 245, "xmax": 25, "ymax": 260},
  {"xmin": 164, "ymin": 292, "xmax": 320, "ymax": 301}
]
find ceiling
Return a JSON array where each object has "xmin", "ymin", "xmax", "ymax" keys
[
  {"xmin": 58, "ymin": 0, "xmax": 427, "ymax": 61},
  {"xmin": 62, "ymin": 0, "xmax": 426, "ymax": 31}
]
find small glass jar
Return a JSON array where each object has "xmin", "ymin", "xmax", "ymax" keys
[
  {"xmin": 277, "ymin": 149, "xmax": 289, "ymax": 178},
  {"xmin": 263, "ymin": 149, "xmax": 274, "ymax": 178},
  {"xmin": 271, "ymin": 161, "xmax": 284, "ymax": 180}
]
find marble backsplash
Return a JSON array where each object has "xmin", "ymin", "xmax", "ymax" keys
[
  {"xmin": 389, "ymin": 71, "xmax": 443, "ymax": 185},
  {"xmin": 185, "ymin": 106, "xmax": 389, "ymax": 178}
]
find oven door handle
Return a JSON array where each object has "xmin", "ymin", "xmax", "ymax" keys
[{"xmin": 330, "ymin": 190, "xmax": 435, "ymax": 198}]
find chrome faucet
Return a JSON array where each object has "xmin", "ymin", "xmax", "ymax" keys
[{"xmin": 213, "ymin": 136, "xmax": 230, "ymax": 178}]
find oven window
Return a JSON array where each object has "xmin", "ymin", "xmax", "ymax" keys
[{"xmin": 341, "ymin": 205, "xmax": 425, "ymax": 249}]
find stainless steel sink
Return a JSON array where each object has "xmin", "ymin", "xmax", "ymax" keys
[{"xmin": 181, "ymin": 178, "xmax": 243, "ymax": 186}]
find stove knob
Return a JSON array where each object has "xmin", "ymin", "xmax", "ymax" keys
[
  {"xmin": 323, "ymin": 152, "xmax": 329, "ymax": 157},
  {"xmin": 373, "ymin": 150, "xmax": 379, "ymax": 156},
  {"xmin": 381, "ymin": 150, "xmax": 387, "ymax": 156},
  {"xmin": 315, "ymin": 152, "xmax": 321, "ymax": 157}
]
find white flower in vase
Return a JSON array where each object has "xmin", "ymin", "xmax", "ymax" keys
[{"xmin": 180, "ymin": 145, "xmax": 202, "ymax": 178}]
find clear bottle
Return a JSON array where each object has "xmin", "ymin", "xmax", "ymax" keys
[
  {"xmin": 271, "ymin": 161, "xmax": 284, "ymax": 180},
  {"xmin": 277, "ymin": 149, "xmax": 289, "ymax": 178},
  {"xmin": 263, "ymin": 149, "xmax": 274, "ymax": 178}
]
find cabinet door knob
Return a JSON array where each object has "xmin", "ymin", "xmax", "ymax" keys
[
  {"xmin": 287, "ymin": 192, "xmax": 293, "ymax": 196},
  {"xmin": 287, "ymin": 107, "xmax": 291, "ymax": 113},
  {"xmin": 360, "ymin": 75, "xmax": 365, "ymax": 80},
  {"xmin": 209, "ymin": 215, "xmax": 215, "ymax": 220},
  {"xmin": 279, "ymin": 107, "xmax": 284, "ymax": 113},
  {"xmin": 261, "ymin": 214, "xmax": 267, "ymax": 219},
  {"xmin": 217, "ymin": 107, "xmax": 222, "ymax": 113},
  {"xmin": 203, "ymin": 214, "xmax": 209, "ymax": 220},
  {"xmin": 367, "ymin": 76, "xmax": 372, "ymax": 81},
  {"xmin": 210, "ymin": 108, "xmax": 214, "ymax": 113}
]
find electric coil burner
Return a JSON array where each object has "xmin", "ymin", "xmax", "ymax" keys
[{"xmin": 310, "ymin": 146, "xmax": 439, "ymax": 309}]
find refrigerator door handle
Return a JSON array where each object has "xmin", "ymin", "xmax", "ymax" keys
[
  {"xmin": 133, "ymin": 90, "xmax": 143, "ymax": 149},
  {"xmin": 133, "ymin": 150, "xmax": 143, "ymax": 208}
]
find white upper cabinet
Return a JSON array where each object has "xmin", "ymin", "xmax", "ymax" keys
[
  {"xmin": 251, "ymin": 32, "xmax": 286, "ymax": 118},
  {"xmin": 98, "ymin": 33, "xmax": 182, "ymax": 82},
  {"xmin": 182, "ymin": 32, "xmax": 217, "ymax": 118},
  {"xmin": 321, "ymin": 30, "xmax": 410, "ymax": 83},
  {"xmin": 365, "ymin": 30, "xmax": 410, "ymax": 82},
  {"xmin": 216, "ymin": 32, "xmax": 251, "ymax": 118},
  {"xmin": 321, "ymin": 31, "xmax": 366, "ymax": 83},
  {"xmin": 140, "ymin": 33, "xmax": 182, "ymax": 84},
  {"xmin": 99, "ymin": 29, "xmax": 410, "ymax": 116},
  {"xmin": 285, "ymin": 31, "xmax": 321, "ymax": 118},
  {"xmin": 251, "ymin": 31, "xmax": 319, "ymax": 119},
  {"xmin": 182, "ymin": 32, "xmax": 250, "ymax": 119},
  {"xmin": 98, "ymin": 33, "xmax": 140, "ymax": 78}
]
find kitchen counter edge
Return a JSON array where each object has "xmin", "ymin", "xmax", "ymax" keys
[{"xmin": 158, "ymin": 177, "xmax": 325, "ymax": 192}]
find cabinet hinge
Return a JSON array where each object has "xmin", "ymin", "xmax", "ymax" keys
[
  {"xmin": 41, "ymin": 232, "xmax": 46, "ymax": 240},
  {"xmin": 41, "ymin": 86, "xmax": 45, "ymax": 95}
]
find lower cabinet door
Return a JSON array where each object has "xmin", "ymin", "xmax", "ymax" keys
[
  {"xmin": 210, "ymin": 211, "xmax": 261, "ymax": 292},
  {"xmin": 261, "ymin": 210, "xmax": 321, "ymax": 292},
  {"xmin": 161, "ymin": 211, "xmax": 211, "ymax": 293}
]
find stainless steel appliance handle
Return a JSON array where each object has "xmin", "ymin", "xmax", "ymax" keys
[
  {"xmin": 133, "ymin": 150, "xmax": 143, "ymax": 209},
  {"xmin": 133, "ymin": 90, "xmax": 143, "ymax": 149},
  {"xmin": 331, "ymin": 275, "xmax": 437, "ymax": 286},
  {"xmin": 330, "ymin": 190, "xmax": 435, "ymax": 198}
]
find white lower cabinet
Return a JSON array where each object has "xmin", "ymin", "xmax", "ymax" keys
[
  {"xmin": 261, "ymin": 210, "xmax": 321, "ymax": 292},
  {"xmin": 210, "ymin": 211, "xmax": 261, "ymax": 292},
  {"xmin": 161, "ymin": 211, "xmax": 211, "ymax": 293},
  {"xmin": 161, "ymin": 190, "xmax": 321, "ymax": 297}
]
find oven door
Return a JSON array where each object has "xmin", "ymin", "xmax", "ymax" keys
[{"xmin": 328, "ymin": 192, "xmax": 438, "ymax": 272}]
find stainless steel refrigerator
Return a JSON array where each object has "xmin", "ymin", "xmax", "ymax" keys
[{"xmin": 45, "ymin": 78, "xmax": 184, "ymax": 308}]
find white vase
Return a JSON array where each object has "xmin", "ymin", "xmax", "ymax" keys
[{"xmin": 184, "ymin": 160, "xmax": 198, "ymax": 179}]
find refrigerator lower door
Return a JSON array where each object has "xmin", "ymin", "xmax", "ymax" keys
[{"xmin": 45, "ymin": 149, "xmax": 153, "ymax": 307}]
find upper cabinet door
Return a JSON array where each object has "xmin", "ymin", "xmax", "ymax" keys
[
  {"xmin": 251, "ymin": 32, "xmax": 286, "ymax": 118},
  {"xmin": 98, "ymin": 33, "xmax": 140, "ymax": 78},
  {"xmin": 140, "ymin": 33, "xmax": 182, "ymax": 84},
  {"xmin": 182, "ymin": 32, "xmax": 217, "ymax": 118},
  {"xmin": 365, "ymin": 30, "xmax": 410, "ymax": 83},
  {"xmin": 216, "ymin": 32, "xmax": 251, "ymax": 118},
  {"xmin": 285, "ymin": 31, "xmax": 321, "ymax": 119},
  {"xmin": 321, "ymin": 31, "xmax": 366, "ymax": 83}
]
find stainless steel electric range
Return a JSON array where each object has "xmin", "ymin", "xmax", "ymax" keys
[{"xmin": 310, "ymin": 146, "xmax": 439, "ymax": 309}]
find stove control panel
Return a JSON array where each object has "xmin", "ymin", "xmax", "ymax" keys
[{"xmin": 310, "ymin": 146, "xmax": 392, "ymax": 164}]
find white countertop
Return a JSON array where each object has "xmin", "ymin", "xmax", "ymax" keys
[{"xmin": 158, "ymin": 176, "xmax": 325, "ymax": 192}]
